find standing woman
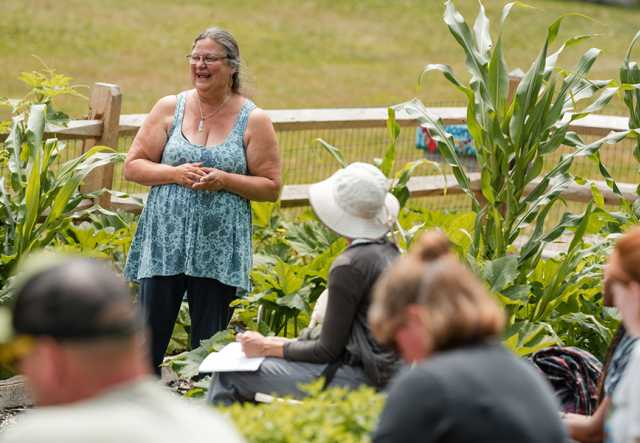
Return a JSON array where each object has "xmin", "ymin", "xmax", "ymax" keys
[{"xmin": 123, "ymin": 28, "xmax": 281, "ymax": 374}]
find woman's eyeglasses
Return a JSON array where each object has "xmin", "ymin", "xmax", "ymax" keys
[{"xmin": 186, "ymin": 54, "xmax": 228, "ymax": 65}]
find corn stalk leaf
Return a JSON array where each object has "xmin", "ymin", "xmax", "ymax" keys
[{"xmin": 314, "ymin": 138, "xmax": 346, "ymax": 168}]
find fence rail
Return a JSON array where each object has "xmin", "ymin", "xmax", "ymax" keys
[
  {"xmin": 39, "ymin": 105, "xmax": 630, "ymax": 138},
  {"xmin": 4, "ymin": 82, "xmax": 638, "ymax": 212}
]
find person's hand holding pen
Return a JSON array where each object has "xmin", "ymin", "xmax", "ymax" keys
[
  {"xmin": 236, "ymin": 329, "xmax": 289, "ymax": 358},
  {"xmin": 237, "ymin": 331, "xmax": 267, "ymax": 357}
]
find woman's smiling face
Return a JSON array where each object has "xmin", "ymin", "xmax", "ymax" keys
[{"xmin": 190, "ymin": 38, "xmax": 233, "ymax": 93}]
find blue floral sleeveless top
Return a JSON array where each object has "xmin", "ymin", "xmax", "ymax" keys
[{"xmin": 124, "ymin": 92, "xmax": 255, "ymax": 292}]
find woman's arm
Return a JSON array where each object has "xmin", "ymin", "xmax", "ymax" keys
[
  {"xmin": 193, "ymin": 108, "xmax": 282, "ymax": 201},
  {"xmin": 124, "ymin": 95, "xmax": 206, "ymax": 187},
  {"xmin": 238, "ymin": 331, "xmax": 289, "ymax": 358},
  {"xmin": 282, "ymin": 264, "xmax": 364, "ymax": 363},
  {"xmin": 238, "ymin": 264, "xmax": 363, "ymax": 362},
  {"xmin": 564, "ymin": 397, "xmax": 609, "ymax": 443}
]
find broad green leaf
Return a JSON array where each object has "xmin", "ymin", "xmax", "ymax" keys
[
  {"xmin": 380, "ymin": 108, "xmax": 399, "ymax": 177},
  {"xmin": 473, "ymin": 2, "xmax": 492, "ymax": 61},
  {"xmin": 252, "ymin": 201, "xmax": 276, "ymax": 229},
  {"xmin": 483, "ymin": 255, "xmax": 519, "ymax": 292},
  {"xmin": 488, "ymin": 37, "xmax": 508, "ymax": 118},
  {"xmin": 624, "ymin": 29, "xmax": 640, "ymax": 62},
  {"xmin": 480, "ymin": 171, "xmax": 495, "ymax": 204},
  {"xmin": 503, "ymin": 320, "xmax": 560, "ymax": 356},
  {"xmin": 545, "ymin": 34, "xmax": 595, "ymax": 76},
  {"xmin": 502, "ymin": 284, "xmax": 531, "ymax": 303},
  {"xmin": 20, "ymin": 137, "xmax": 42, "ymax": 254},
  {"xmin": 590, "ymin": 182, "xmax": 605, "ymax": 209},
  {"xmin": 443, "ymin": 0, "xmax": 490, "ymax": 103}
]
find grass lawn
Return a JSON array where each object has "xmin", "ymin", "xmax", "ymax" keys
[
  {"xmin": 2, "ymin": 0, "xmax": 640, "ymax": 117},
  {"xmin": 3, "ymin": 0, "xmax": 638, "ymax": 209}
]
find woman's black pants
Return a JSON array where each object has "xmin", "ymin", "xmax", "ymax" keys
[{"xmin": 139, "ymin": 274, "xmax": 236, "ymax": 375}]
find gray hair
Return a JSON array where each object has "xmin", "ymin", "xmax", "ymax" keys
[{"xmin": 193, "ymin": 27, "xmax": 242, "ymax": 94}]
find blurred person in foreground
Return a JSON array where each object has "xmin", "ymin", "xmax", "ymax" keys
[
  {"xmin": 368, "ymin": 231, "xmax": 567, "ymax": 443},
  {"xmin": 208, "ymin": 162, "xmax": 401, "ymax": 405},
  {"xmin": 0, "ymin": 254, "xmax": 244, "ymax": 443},
  {"xmin": 602, "ymin": 226, "xmax": 640, "ymax": 443}
]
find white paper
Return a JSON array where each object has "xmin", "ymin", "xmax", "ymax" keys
[{"xmin": 198, "ymin": 342, "xmax": 265, "ymax": 373}]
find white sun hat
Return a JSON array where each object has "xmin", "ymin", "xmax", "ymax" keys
[{"xmin": 309, "ymin": 162, "xmax": 400, "ymax": 239}]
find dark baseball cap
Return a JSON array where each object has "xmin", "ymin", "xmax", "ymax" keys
[{"xmin": 6, "ymin": 252, "xmax": 143, "ymax": 343}]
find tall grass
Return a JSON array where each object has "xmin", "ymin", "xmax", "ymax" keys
[{"xmin": 2, "ymin": 0, "xmax": 640, "ymax": 117}]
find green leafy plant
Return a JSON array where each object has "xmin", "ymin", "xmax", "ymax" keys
[
  {"xmin": 233, "ymin": 203, "xmax": 345, "ymax": 337},
  {"xmin": 0, "ymin": 60, "xmax": 86, "ymax": 128},
  {"xmin": 54, "ymin": 207, "xmax": 138, "ymax": 274},
  {"xmin": 494, "ymin": 205, "xmax": 618, "ymax": 359},
  {"xmin": 220, "ymin": 380, "xmax": 384, "ymax": 443},
  {"xmin": 165, "ymin": 329, "xmax": 235, "ymax": 384},
  {"xmin": 0, "ymin": 104, "xmax": 124, "ymax": 303}
]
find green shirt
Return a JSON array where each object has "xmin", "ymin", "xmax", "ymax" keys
[{"xmin": 0, "ymin": 377, "xmax": 245, "ymax": 443}]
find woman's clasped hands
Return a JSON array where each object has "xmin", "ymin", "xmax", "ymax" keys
[
  {"xmin": 174, "ymin": 162, "xmax": 227, "ymax": 192},
  {"xmin": 193, "ymin": 167, "xmax": 226, "ymax": 192}
]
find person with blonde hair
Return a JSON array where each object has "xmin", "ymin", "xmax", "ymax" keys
[
  {"xmin": 369, "ymin": 231, "xmax": 567, "ymax": 443},
  {"xmin": 602, "ymin": 226, "xmax": 640, "ymax": 443}
]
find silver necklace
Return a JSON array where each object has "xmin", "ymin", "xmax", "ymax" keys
[{"xmin": 196, "ymin": 91, "xmax": 231, "ymax": 132}]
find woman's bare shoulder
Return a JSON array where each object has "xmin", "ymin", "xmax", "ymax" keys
[
  {"xmin": 143, "ymin": 94, "xmax": 182, "ymax": 130},
  {"xmin": 151, "ymin": 94, "xmax": 180, "ymax": 117},
  {"xmin": 246, "ymin": 106, "xmax": 275, "ymax": 136},
  {"xmin": 247, "ymin": 106, "xmax": 271, "ymax": 123}
]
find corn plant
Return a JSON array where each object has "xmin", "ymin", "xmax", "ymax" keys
[
  {"xmin": 0, "ymin": 105, "xmax": 124, "ymax": 302},
  {"xmin": 622, "ymin": 30, "xmax": 640, "ymax": 158},
  {"xmin": 620, "ymin": 30, "xmax": 640, "ymax": 219},
  {"xmin": 399, "ymin": 1, "xmax": 631, "ymax": 272},
  {"xmin": 393, "ymin": 1, "xmax": 640, "ymax": 357}
]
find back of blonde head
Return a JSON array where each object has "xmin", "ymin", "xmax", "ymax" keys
[
  {"xmin": 369, "ymin": 230, "xmax": 451, "ymax": 346},
  {"xmin": 370, "ymin": 230, "xmax": 504, "ymax": 352},
  {"xmin": 613, "ymin": 226, "xmax": 640, "ymax": 284}
]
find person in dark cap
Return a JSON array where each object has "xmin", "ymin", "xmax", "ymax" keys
[{"xmin": 0, "ymin": 253, "xmax": 244, "ymax": 443}]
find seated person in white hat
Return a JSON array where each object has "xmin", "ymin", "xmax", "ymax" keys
[{"xmin": 208, "ymin": 162, "xmax": 401, "ymax": 405}]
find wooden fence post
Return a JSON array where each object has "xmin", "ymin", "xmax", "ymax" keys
[{"xmin": 80, "ymin": 82, "xmax": 122, "ymax": 208}]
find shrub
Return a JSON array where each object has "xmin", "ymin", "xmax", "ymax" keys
[{"xmin": 219, "ymin": 380, "xmax": 384, "ymax": 443}]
